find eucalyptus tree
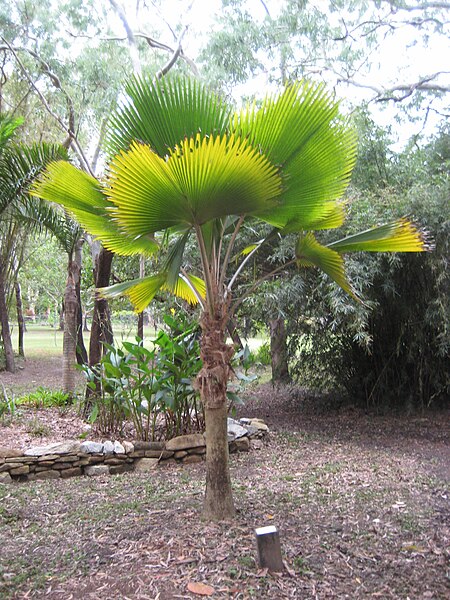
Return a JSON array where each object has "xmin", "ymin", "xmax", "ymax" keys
[
  {"xmin": 33, "ymin": 75, "xmax": 428, "ymax": 520},
  {"xmin": 0, "ymin": 114, "xmax": 68, "ymax": 372}
]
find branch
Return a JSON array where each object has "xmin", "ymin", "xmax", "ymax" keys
[
  {"xmin": 154, "ymin": 25, "xmax": 189, "ymax": 80},
  {"xmin": 0, "ymin": 40, "xmax": 94, "ymax": 176}
]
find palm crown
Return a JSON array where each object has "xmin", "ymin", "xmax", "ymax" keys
[{"xmin": 32, "ymin": 75, "xmax": 427, "ymax": 314}]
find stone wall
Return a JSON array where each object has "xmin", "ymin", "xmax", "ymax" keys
[{"xmin": 0, "ymin": 418, "xmax": 268, "ymax": 484}]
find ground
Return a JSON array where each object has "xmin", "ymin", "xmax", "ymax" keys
[{"xmin": 0, "ymin": 358, "xmax": 449, "ymax": 599}]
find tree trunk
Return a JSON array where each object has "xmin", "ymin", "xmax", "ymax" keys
[
  {"xmin": 0, "ymin": 264, "xmax": 15, "ymax": 372},
  {"xmin": 14, "ymin": 281, "xmax": 25, "ymax": 357},
  {"xmin": 88, "ymin": 246, "xmax": 114, "ymax": 366},
  {"xmin": 270, "ymin": 317, "xmax": 290, "ymax": 384},
  {"xmin": 137, "ymin": 255, "xmax": 145, "ymax": 340},
  {"xmin": 59, "ymin": 298, "xmax": 64, "ymax": 330},
  {"xmin": 74, "ymin": 239, "xmax": 88, "ymax": 365},
  {"xmin": 197, "ymin": 307, "xmax": 235, "ymax": 521},
  {"xmin": 63, "ymin": 259, "xmax": 79, "ymax": 396}
]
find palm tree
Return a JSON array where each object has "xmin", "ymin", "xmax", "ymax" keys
[
  {"xmin": 0, "ymin": 114, "xmax": 68, "ymax": 372},
  {"xmin": 32, "ymin": 76, "xmax": 429, "ymax": 520}
]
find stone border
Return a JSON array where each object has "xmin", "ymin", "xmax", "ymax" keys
[{"xmin": 0, "ymin": 418, "xmax": 268, "ymax": 484}]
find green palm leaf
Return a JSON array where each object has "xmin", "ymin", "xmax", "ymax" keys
[
  {"xmin": 296, "ymin": 232, "xmax": 355, "ymax": 297},
  {"xmin": 98, "ymin": 272, "xmax": 205, "ymax": 312},
  {"xmin": 108, "ymin": 135, "xmax": 282, "ymax": 234},
  {"xmin": 31, "ymin": 161, "xmax": 158, "ymax": 256},
  {"xmin": 106, "ymin": 75, "xmax": 233, "ymax": 157},
  {"xmin": 328, "ymin": 219, "xmax": 430, "ymax": 253},
  {"xmin": 233, "ymin": 82, "xmax": 357, "ymax": 229}
]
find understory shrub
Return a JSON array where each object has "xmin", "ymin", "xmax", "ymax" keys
[{"xmin": 79, "ymin": 312, "xmax": 203, "ymax": 440}]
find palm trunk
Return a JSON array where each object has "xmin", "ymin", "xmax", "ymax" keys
[
  {"xmin": 197, "ymin": 307, "xmax": 235, "ymax": 520},
  {"xmin": 14, "ymin": 281, "xmax": 25, "ymax": 357},
  {"xmin": 0, "ymin": 264, "xmax": 15, "ymax": 373}
]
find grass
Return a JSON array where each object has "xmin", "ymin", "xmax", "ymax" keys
[{"xmin": 10, "ymin": 323, "xmax": 266, "ymax": 359}]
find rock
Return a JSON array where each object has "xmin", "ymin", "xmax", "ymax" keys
[
  {"xmin": 9, "ymin": 465, "xmax": 30, "ymax": 475},
  {"xmin": 80, "ymin": 441, "xmax": 104, "ymax": 454},
  {"xmin": 188, "ymin": 447, "xmax": 206, "ymax": 455},
  {"xmin": 37, "ymin": 454, "xmax": 60, "ymax": 461},
  {"xmin": 0, "ymin": 472, "xmax": 12, "ymax": 483},
  {"xmin": 51, "ymin": 455, "xmax": 78, "ymax": 463},
  {"xmin": 249, "ymin": 419, "xmax": 269, "ymax": 432},
  {"xmin": 227, "ymin": 418, "xmax": 249, "ymax": 440},
  {"xmin": 134, "ymin": 458, "xmax": 159, "ymax": 472},
  {"xmin": 165, "ymin": 434, "xmax": 205, "ymax": 451},
  {"xmin": 0, "ymin": 448, "xmax": 23, "ymax": 459},
  {"xmin": 25, "ymin": 441, "xmax": 81, "ymax": 457},
  {"xmin": 128, "ymin": 450, "xmax": 146, "ymax": 458},
  {"xmin": 0, "ymin": 464, "xmax": 13, "ymax": 473},
  {"xmin": 60, "ymin": 467, "xmax": 82, "ymax": 479},
  {"xmin": 182, "ymin": 454, "xmax": 203, "ymax": 464},
  {"xmin": 34, "ymin": 470, "xmax": 61, "ymax": 480},
  {"xmin": 113, "ymin": 441, "xmax": 125, "ymax": 454},
  {"xmin": 133, "ymin": 441, "xmax": 165, "ymax": 451},
  {"xmin": 122, "ymin": 441, "xmax": 134, "ymax": 454},
  {"xmin": 174, "ymin": 450, "xmax": 188, "ymax": 459},
  {"xmin": 143, "ymin": 450, "xmax": 164, "ymax": 458},
  {"xmin": 85, "ymin": 465, "xmax": 110, "ymax": 477},
  {"xmin": 235, "ymin": 437, "xmax": 250, "ymax": 452},
  {"xmin": 5, "ymin": 456, "xmax": 38, "ymax": 463},
  {"xmin": 109, "ymin": 464, "xmax": 134, "ymax": 475},
  {"xmin": 104, "ymin": 457, "xmax": 126, "ymax": 465},
  {"xmin": 103, "ymin": 440, "xmax": 114, "ymax": 454}
]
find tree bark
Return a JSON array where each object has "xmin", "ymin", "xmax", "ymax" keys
[
  {"xmin": 62, "ymin": 265, "xmax": 78, "ymax": 395},
  {"xmin": 197, "ymin": 307, "xmax": 235, "ymax": 520},
  {"xmin": 14, "ymin": 281, "xmax": 25, "ymax": 357},
  {"xmin": 0, "ymin": 264, "xmax": 15, "ymax": 372},
  {"xmin": 270, "ymin": 317, "xmax": 290, "ymax": 384},
  {"xmin": 88, "ymin": 246, "xmax": 114, "ymax": 366},
  {"xmin": 73, "ymin": 239, "xmax": 88, "ymax": 365}
]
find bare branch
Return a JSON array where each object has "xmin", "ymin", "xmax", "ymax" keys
[
  {"xmin": 1, "ymin": 39, "xmax": 94, "ymax": 176},
  {"xmin": 154, "ymin": 25, "xmax": 189, "ymax": 80}
]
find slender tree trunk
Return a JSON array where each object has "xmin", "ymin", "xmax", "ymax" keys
[
  {"xmin": 63, "ymin": 266, "xmax": 78, "ymax": 396},
  {"xmin": 14, "ymin": 281, "xmax": 25, "ymax": 357},
  {"xmin": 73, "ymin": 239, "xmax": 88, "ymax": 365},
  {"xmin": 137, "ymin": 255, "xmax": 145, "ymax": 340},
  {"xmin": 197, "ymin": 307, "xmax": 235, "ymax": 520},
  {"xmin": 88, "ymin": 246, "xmax": 114, "ymax": 366},
  {"xmin": 227, "ymin": 318, "xmax": 244, "ymax": 352},
  {"xmin": 0, "ymin": 264, "xmax": 15, "ymax": 373},
  {"xmin": 59, "ymin": 298, "xmax": 64, "ymax": 330},
  {"xmin": 270, "ymin": 317, "xmax": 290, "ymax": 384}
]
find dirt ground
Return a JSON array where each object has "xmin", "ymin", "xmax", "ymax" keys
[{"xmin": 0, "ymin": 358, "xmax": 449, "ymax": 599}]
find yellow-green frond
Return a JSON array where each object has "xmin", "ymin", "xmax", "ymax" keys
[
  {"xmin": 296, "ymin": 232, "xmax": 356, "ymax": 298},
  {"xmin": 328, "ymin": 219, "xmax": 431, "ymax": 253},
  {"xmin": 107, "ymin": 136, "xmax": 283, "ymax": 237}
]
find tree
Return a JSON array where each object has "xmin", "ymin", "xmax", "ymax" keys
[
  {"xmin": 200, "ymin": 0, "xmax": 450, "ymax": 133},
  {"xmin": 32, "ymin": 75, "xmax": 428, "ymax": 520},
  {"xmin": 0, "ymin": 113, "xmax": 67, "ymax": 371}
]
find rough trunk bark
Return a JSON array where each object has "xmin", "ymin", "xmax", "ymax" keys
[
  {"xmin": 74, "ymin": 240, "xmax": 88, "ymax": 365},
  {"xmin": 197, "ymin": 307, "xmax": 235, "ymax": 521},
  {"xmin": 88, "ymin": 246, "xmax": 114, "ymax": 366},
  {"xmin": 63, "ymin": 265, "xmax": 78, "ymax": 396},
  {"xmin": 0, "ymin": 264, "xmax": 15, "ymax": 372},
  {"xmin": 270, "ymin": 317, "xmax": 290, "ymax": 384},
  {"xmin": 14, "ymin": 281, "xmax": 25, "ymax": 357}
]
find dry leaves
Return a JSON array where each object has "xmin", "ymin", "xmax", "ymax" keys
[{"xmin": 187, "ymin": 581, "xmax": 215, "ymax": 596}]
